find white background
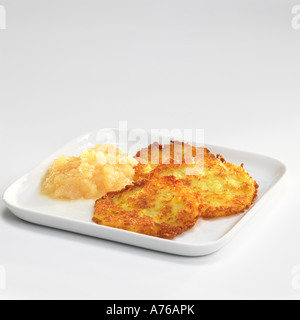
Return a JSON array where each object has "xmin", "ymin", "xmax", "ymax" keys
[{"xmin": 1, "ymin": 0, "xmax": 300, "ymax": 300}]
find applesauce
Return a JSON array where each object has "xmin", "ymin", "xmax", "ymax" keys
[{"xmin": 41, "ymin": 145, "xmax": 138, "ymax": 200}]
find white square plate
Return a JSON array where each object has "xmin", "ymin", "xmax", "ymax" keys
[{"xmin": 3, "ymin": 129, "xmax": 287, "ymax": 256}]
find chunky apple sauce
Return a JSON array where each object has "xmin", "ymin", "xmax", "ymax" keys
[{"xmin": 41, "ymin": 145, "xmax": 138, "ymax": 200}]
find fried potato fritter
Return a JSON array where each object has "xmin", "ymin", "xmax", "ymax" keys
[
  {"xmin": 93, "ymin": 141, "xmax": 259, "ymax": 239},
  {"xmin": 148, "ymin": 156, "xmax": 259, "ymax": 218},
  {"xmin": 134, "ymin": 141, "xmax": 214, "ymax": 181},
  {"xmin": 134, "ymin": 142, "xmax": 259, "ymax": 219},
  {"xmin": 93, "ymin": 176, "xmax": 201, "ymax": 239}
]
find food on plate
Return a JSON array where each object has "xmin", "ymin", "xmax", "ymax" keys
[
  {"xmin": 41, "ymin": 145, "xmax": 138, "ymax": 200},
  {"xmin": 93, "ymin": 176, "xmax": 201, "ymax": 239},
  {"xmin": 148, "ymin": 157, "xmax": 259, "ymax": 218},
  {"xmin": 93, "ymin": 141, "xmax": 259, "ymax": 238},
  {"xmin": 134, "ymin": 141, "xmax": 258, "ymax": 218},
  {"xmin": 133, "ymin": 140, "xmax": 214, "ymax": 181},
  {"xmin": 135, "ymin": 142, "xmax": 258, "ymax": 218},
  {"xmin": 41, "ymin": 138, "xmax": 259, "ymax": 239}
]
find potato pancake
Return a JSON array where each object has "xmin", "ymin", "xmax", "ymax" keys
[
  {"xmin": 134, "ymin": 141, "xmax": 214, "ymax": 181},
  {"xmin": 93, "ymin": 141, "xmax": 259, "ymax": 239},
  {"xmin": 149, "ymin": 157, "xmax": 259, "ymax": 218},
  {"xmin": 93, "ymin": 176, "xmax": 201, "ymax": 239},
  {"xmin": 133, "ymin": 142, "xmax": 258, "ymax": 218}
]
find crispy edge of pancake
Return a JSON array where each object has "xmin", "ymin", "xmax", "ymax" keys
[
  {"xmin": 201, "ymin": 187, "xmax": 258, "ymax": 218},
  {"xmin": 93, "ymin": 176, "xmax": 201, "ymax": 239},
  {"xmin": 148, "ymin": 157, "xmax": 259, "ymax": 219}
]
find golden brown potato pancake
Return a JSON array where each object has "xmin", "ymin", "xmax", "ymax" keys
[
  {"xmin": 134, "ymin": 141, "xmax": 214, "ymax": 181},
  {"xmin": 149, "ymin": 156, "xmax": 259, "ymax": 218},
  {"xmin": 93, "ymin": 141, "xmax": 259, "ymax": 239},
  {"xmin": 93, "ymin": 176, "xmax": 201, "ymax": 239},
  {"xmin": 133, "ymin": 142, "xmax": 258, "ymax": 218}
]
